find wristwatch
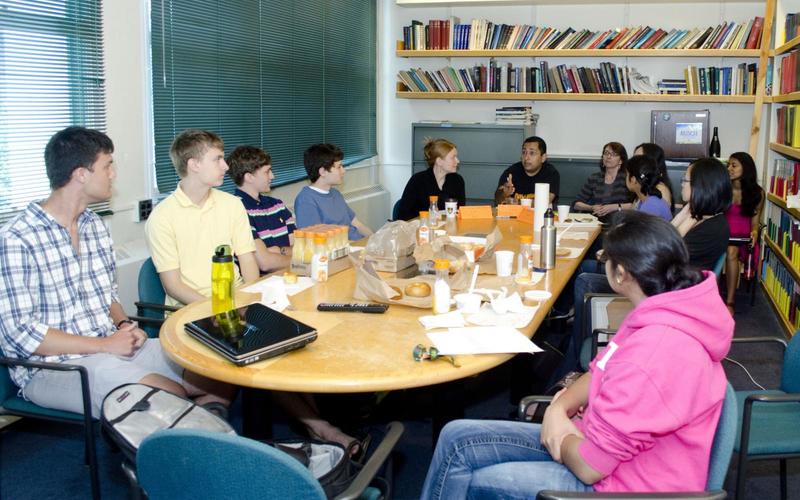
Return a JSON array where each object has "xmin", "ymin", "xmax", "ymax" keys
[{"xmin": 116, "ymin": 319, "xmax": 134, "ymax": 329}]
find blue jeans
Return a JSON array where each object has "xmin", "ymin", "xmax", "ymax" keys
[{"xmin": 420, "ymin": 419, "xmax": 592, "ymax": 499}]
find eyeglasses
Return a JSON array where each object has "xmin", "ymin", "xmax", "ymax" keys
[
  {"xmin": 680, "ymin": 176, "xmax": 690, "ymax": 184},
  {"xmin": 602, "ymin": 150, "xmax": 619, "ymax": 157},
  {"xmin": 412, "ymin": 344, "xmax": 460, "ymax": 367}
]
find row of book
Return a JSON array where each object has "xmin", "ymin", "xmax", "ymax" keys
[
  {"xmin": 398, "ymin": 61, "xmax": 639, "ymax": 95},
  {"xmin": 684, "ymin": 64, "xmax": 758, "ymax": 96},
  {"xmin": 761, "ymin": 247, "xmax": 800, "ymax": 328},
  {"xmin": 774, "ymin": 106, "xmax": 800, "ymax": 149},
  {"xmin": 785, "ymin": 12, "xmax": 800, "ymax": 44},
  {"xmin": 400, "ymin": 16, "xmax": 765, "ymax": 51},
  {"xmin": 778, "ymin": 51, "xmax": 800, "ymax": 95},
  {"xmin": 495, "ymin": 106, "xmax": 536, "ymax": 125},
  {"xmin": 768, "ymin": 158, "xmax": 800, "ymax": 200}
]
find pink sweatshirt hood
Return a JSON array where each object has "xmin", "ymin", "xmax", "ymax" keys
[{"xmin": 577, "ymin": 272, "xmax": 734, "ymax": 493}]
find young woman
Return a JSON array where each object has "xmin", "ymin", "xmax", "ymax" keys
[
  {"xmin": 671, "ymin": 157, "xmax": 732, "ymax": 271},
  {"xmin": 574, "ymin": 142, "xmax": 631, "ymax": 220},
  {"xmin": 625, "ymin": 155, "xmax": 672, "ymax": 221},
  {"xmin": 633, "ymin": 142, "xmax": 673, "ymax": 211},
  {"xmin": 724, "ymin": 152, "xmax": 764, "ymax": 314},
  {"xmin": 420, "ymin": 211, "xmax": 733, "ymax": 498},
  {"xmin": 397, "ymin": 138, "xmax": 466, "ymax": 221}
]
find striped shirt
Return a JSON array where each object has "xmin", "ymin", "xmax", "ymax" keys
[
  {"xmin": 0, "ymin": 202, "xmax": 118, "ymax": 389},
  {"xmin": 234, "ymin": 189, "xmax": 295, "ymax": 248},
  {"xmin": 576, "ymin": 169, "xmax": 633, "ymax": 206}
]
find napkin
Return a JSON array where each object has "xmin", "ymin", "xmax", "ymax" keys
[{"xmin": 418, "ymin": 310, "xmax": 466, "ymax": 330}]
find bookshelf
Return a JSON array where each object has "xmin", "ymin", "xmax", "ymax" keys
[
  {"xmin": 396, "ymin": 91, "xmax": 757, "ymax": 103},
  {"xmin": 397, "ymin": 49, "xmax": 761, "ymax": 58},
  {"xmin": 769, "ymin": 141, "xmax": 800, "ymax": 159}
]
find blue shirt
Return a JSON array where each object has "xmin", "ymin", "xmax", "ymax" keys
[
  {"xmin": 636, "ymin": 196, "xmax": 673, "ymax": 221},
  {"xmin": 234, "ymin": 189, "xmax": 295, "ymax": 248},
  {"xmin": 0, "ymin": 202, "xmax": 118, "ymax": 389},
  {"xmin": 294, "ymin": 186, "xmax": 364, "ymax": 240}
]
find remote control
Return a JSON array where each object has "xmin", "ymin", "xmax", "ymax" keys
[{"xmin": 317, "ymin": 303, "xmax": 389, "ymax": 313}]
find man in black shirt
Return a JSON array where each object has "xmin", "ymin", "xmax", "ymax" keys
[{"xmin": 494, "ymin": 136, "xmax": 560, "ymax": 205}]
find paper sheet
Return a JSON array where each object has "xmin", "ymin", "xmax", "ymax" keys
[
  {"xmin": 466, "ymin": 303, "xmax": 538, "ymax": 328},
  {"xmin": 419, "ymin": 311, "xmax": 466, "ymax": 330},
  {"xmin": 242, "ymin": 276, "xmax": 314, "ymax": 311},
  {"xmin": 426, "ymin": 327, "xmax": 543, "ymax": 355}
]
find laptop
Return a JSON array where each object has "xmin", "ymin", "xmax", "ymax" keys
[{"xmin": 184, "ymin": 303, "xmax": 317, "ymax": 366}]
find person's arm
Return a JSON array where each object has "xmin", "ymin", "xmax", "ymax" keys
[
  {"xmin": 657, "ymin": 182, "xmax": 672, "ymax": 207},
  {"xmin": 495, "ymin": 172, "xmax": 515, "ymax": 204},
  {"xmin": 456, "ymin": 174, "xmax": 466, "ymax": 207},
  {"xmin": 541, "ymin": 372, "xmax": 591, "ymax": 461},
  {"xmin": 253, "ymin": 238, "xmax": 291, "ymax": 273},
  {"xmin": 34, "ymin": 323, "xmax": 146, "ymax": 358},
  {"xmin": 573, "ymin": 176, "xmax": 595, "ymax": 212},
  {"xmin": 561, "ymin": 435, "xmax": 605, "ymax": 485},
  {"xmin": 671, "ymin": 204, "xmax": 696, "ymax": 236},
  {"xmin": 351, "ymin": 217, "xmax": 373, "ymax": 238},
  {"xmin": 237, "ymin": 251, "xmax": 260, "ymax": 283},
  {"xmin": 158, "ymin": 269, "xmax": 206, "ymax": 306}
]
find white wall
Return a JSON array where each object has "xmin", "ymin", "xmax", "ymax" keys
[{"xmin": 381, "ymin": 0, "xmax": 769, "ymax": 201}]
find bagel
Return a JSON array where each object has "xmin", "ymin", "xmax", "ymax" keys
[
  {"xmin": 282, "ymin": 271, "xmax": 298, "ymax": 284},
  {"xmin": 404, "ymin": 281, "xmax": 431, "ymax": 298}
]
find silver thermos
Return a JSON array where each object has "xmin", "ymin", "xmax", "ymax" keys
[{"xmin": 540, "ymin": 208, "xmax": 556, "ymax": 269}]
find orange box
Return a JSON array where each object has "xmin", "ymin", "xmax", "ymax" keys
[
  {"xmin": 497, "ymin": 204, "xmax": 524, "ymax": 218},
  {"xmin": 457, "ymin": 205, "xmax": 494, "ymax": 220},
  {"xmin": 517, "ymin": 206, "xmax": 535, "ymax": 224}
]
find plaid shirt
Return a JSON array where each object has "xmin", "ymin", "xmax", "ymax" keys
[{"xmin": 0, "ymin": 202, "xmax": 118, "ymax": 389}]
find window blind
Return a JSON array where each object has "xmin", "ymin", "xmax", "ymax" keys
[
  {"xmin": 0, "ymin": 0, "xmax": 108, "ymax": 225},
  {"xmin": 151, "ymin": 0, "xmax": 377, "ymax": 194}
]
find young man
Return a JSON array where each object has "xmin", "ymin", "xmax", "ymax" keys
[
  {"xmin": 494, "ymin": 136, "xmax": 560, "ymax": 205},
  {"xmin": 294, "ymin": 143, "xmax": 373, "ymax": 240},
  {"xmin": 0, "ymin": 127, "xmax": 232, "ymax": 417},
  {"xmin": 227, "ymin": 145, "xmax": 293, "ymax": 274},
  {"xmin": 145, "ymin": 129, "xmax": 260, "ymax": 306}
]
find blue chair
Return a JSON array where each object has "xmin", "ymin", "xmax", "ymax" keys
[
  {"xmin": 732, "ymin": 334, "xmax": 800, "ymax": 500},
  {"xmin": 131, "ymin": 258, "xmax": 178, "ymax": 338},
  {"xmin": 0, "ymin": 357, "xmax": 99, "ymax": 499},
  {"xmin": 529, "ymin": 383, "xmax": 737, "ymax": 499},
  {"xmin": 137, "ymin": 422, "xmax": 404, "ymax": 500},
  {"xmin": 712, "ymin": 252, "xmax": 726, "ymax": 280}
]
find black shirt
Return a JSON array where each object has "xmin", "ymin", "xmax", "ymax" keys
[
  {"xmin": 496, "ymin": 162, "xmax": 560, "ymax": 205},
  {"xmin": 398, "ymin": 168, "xmax": 466, "ymax": 221},
  {"xmin": 684, "ymin": 214, "xmax": 730, "ymax": 270}
]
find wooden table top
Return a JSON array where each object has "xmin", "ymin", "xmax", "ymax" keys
[{"xmin": 159, "ymin": 218, "xmax": 600, "ymax": 393}]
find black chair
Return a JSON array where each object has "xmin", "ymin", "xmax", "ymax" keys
[{"xmin": 0, "ymin": 357, "xmax": 99, "ymax": 499}]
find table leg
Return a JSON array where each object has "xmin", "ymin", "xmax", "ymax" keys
[
  {"xmin": 432, "ymin": 379, "xmax": 465, "ymax": 446},
  {"xmin": 242, "ymin": 388, "xmax": 272, "ymax": 440}
]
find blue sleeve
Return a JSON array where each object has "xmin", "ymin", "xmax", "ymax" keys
[{"xmin": 294, "ymin": 189, "xmax": 323, "ymax": 229}]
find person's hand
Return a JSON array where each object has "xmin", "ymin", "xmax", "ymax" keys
[
  {"xmin": 500, "ymin": 174, "xmax": 515, "ymax": 198},
  {"xmin": 541, "ymin": 403, "xmax": 584, "ymax": 462},
  {"xmin": 102, "ymin": 322, "xmax": 147, "ymax": 357},
  {"xmin": 593, "ymin": 204, "xmax": 616, "ymax": 217},
  {"xmin": 750, "ymin": 229, "xmax": 758, "ymax": 247}
]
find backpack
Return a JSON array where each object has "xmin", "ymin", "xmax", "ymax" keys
[
  {"xmin": 101, "ymin": 383, "xmax": 234, "ymax": 462},
  {"xmin": 268, "ymin": 439, "xmax": 362, "ymax": 498}
]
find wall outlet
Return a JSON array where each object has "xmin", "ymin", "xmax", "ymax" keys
[{"xmin": 134, "ymin": 199, "xmax": 153, "ymax": 222}]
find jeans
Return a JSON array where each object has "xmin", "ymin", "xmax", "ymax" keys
[{"xmin": 420, "ymin": 419, "xmax": 592, "ymax": 500}]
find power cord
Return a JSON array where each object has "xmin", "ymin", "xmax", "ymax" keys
[{"xmin": 723, "ymin": 356, "xmax": 766, "ymax": 391}]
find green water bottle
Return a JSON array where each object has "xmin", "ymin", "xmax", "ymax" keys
[{"xmin": 211, "ymin": 244, "xmax": 240, "ymax": 339}]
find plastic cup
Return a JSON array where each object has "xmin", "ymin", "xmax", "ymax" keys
[
  {"xmin": 495, "ymin": 250, "xmax": 515, "ymax": 277},
  {"xmin": 445, "ymin": 200, "xmax": 458, "ymax": 219},
  {"xmin": 520, "ymin": 198, "xmax": 533, "ymax": 207},
  {"xmin": 557, "ymin": 205, "xmax": 570, "ymax": 221},
  {"xmin": 454, "ymin": 293, "xmax": 482, "ymax": 314}
]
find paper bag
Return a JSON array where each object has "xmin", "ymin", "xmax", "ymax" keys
[{"xmin": 352, "ymin": 258, "xmax": 435, "ymax": 309}]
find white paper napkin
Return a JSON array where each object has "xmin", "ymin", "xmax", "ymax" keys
[{"xmin": 418, "ymin": 310, "xmax": 466, "ymax": 330}]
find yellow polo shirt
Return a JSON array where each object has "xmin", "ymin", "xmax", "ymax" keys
[{"xmin": 145, "ymin": 186, "xmax": 256, "ymax": 307}]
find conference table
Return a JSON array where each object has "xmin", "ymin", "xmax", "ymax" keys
[{"xmin": 159, "ymin": 216, "xmax": 600, "ymax": 435}]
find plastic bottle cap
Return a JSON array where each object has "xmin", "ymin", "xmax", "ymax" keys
[
  {"xmin": 434, "ymin": 258, "xmax": 450, "ymax": 270},
  {"xmin": 429, "ymin": 195, "xmax": 438, "ymax": 202},
  {"xmin": 419, "ymin": 211, "xmax": 429, "ymax": 217},
  {"xmin": 294, "ymin": 230, "xmax": 305, "ymax": 238},
  {"xmin": 314, "ymin": 236, "xmax": 327, "ymax": 244},
  {"xmin": 520, "ymin": 234, "xmax": 533, "ymax": 244}
]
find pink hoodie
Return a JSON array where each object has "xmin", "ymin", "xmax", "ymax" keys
[{"xmin": 575, "ymin": 272, "xmax": 733, "ymax": 492}]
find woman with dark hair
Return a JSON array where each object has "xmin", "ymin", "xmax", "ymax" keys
[
  {"xmin": 574, "ymin": 142, "xmax": 632, "ymax": 220},
  {"xmin": 671, "ymin": 157, "xmax": 732, "ymax": 270},
  {"xmin": 397, "ymin": 138, "xmax": 466, "ymax": 221},
  {"xmin": 625, "ymin": 155, "xmax": 671, "ymax": 221},
  {"xmin": 724, "ymin": 152, "xmax": 764, "ymax": 313},
  {"xmin": 634, "ymin": 142, "xmax": 674, "ymax": 211},
  {"xmin": 420, "ymin": 211, "xmax": 733, "ymax": 498}
]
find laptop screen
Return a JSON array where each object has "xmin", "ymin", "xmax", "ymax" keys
[{"xmin": 186, "ymin": 303, "xmax": 315, "ymax": 358}]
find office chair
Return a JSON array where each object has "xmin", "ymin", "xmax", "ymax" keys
[
  {"xmin": 131, "ymin": 258, "xmax": 178, "ymax": 338},
  {"xmin": 731, "ymin": 334, "xmax": 800, "ymax": 500},
  {"xmin": 137, "ymin": 422, "xmax": 404, "ymax": 500},
  {"xmin": 530, "ymin": 383, "xmax": 737, "ymax": 500},
  {"xmin": 0, "ymin": 357, "xmax": 99, "ymax": 500},
  {"xmin": 391, "ymin": 199, "xmax": 402, "ymax": 221},
  {"xmin": 711, "ymin": 252, "xmax": 726, "ymax": 280}
]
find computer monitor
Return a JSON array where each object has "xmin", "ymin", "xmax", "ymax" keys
[{"xmin": 650, "ymin": 110, "xmax": 710, "ymax": 161}]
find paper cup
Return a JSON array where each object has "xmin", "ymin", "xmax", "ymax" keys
[
  {"xmin": 495, "ymin": 250, "xmax": 514, "ymax": 277},
  {"xmin": 520, "ymin": 198, "xmax": 533, "ymax": 207},
  {"xmin": 445, "ymin": 200, "xmax": 458, "ymax": 219},
  {"xmin": 557, "ymin": 205, "xmax": 570, "ymax": 221},
  {"xmin": 454, "ymin": 293, "xmax": 482, "ymax": 313}
]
